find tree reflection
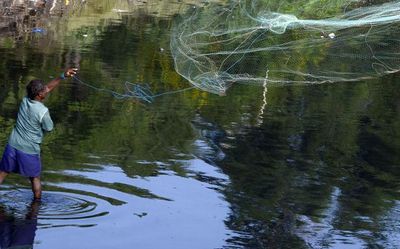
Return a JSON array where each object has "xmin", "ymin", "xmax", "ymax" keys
[
  {"xmin": 214, "ymin": 80, "xmax": 400, "ymax": 248},
  {"xmin": 0, "ymin": 1, "xmax": 399, "ymax": 248}
]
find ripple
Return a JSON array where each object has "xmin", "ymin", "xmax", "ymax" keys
[
  {"xmin": 38, "ymin": 193, "xmax": 108, "ymax": 220},
  {"xmin": 0, "ymin": 189, "xmax": 109, "ymax": 222}
]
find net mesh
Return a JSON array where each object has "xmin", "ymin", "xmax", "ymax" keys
[{"xmin": 170, "ymin": 0, "xmax": 400, "ymax": 94}]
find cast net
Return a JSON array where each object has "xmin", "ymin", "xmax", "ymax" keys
[{"xmin": 170, "ymin": 0, "xmax": 400, "ymax": 94}]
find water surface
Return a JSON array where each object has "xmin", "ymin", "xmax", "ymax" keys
[{"xmin": 0, "ymin": 1, "xmax": 399, "ymax": 248}]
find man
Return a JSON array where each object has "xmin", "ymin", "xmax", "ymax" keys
[{"xmin": 0, "ymin": 68, "xmax": 78, "ymax": 199}]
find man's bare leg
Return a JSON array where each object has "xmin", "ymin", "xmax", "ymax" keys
[
  {"xmin": 0, "ymin": 171, "xmax": 8, "ymax": 184},
  {"xmin": 29, "ymin": 177, "xmax": 42, "ymax": 199}
]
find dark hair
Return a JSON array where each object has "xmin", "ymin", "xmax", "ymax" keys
[{"xmin": 26, "ymin": 79, "xmax": 45, "ymax": 100}]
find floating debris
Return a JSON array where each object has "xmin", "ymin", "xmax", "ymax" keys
[
  {"xmin": 112, "ymin": 8, "xmax": 129, "ymax": 13},
  {"xmin": 32, "ymin": 27, "xmax": 45, "ymax": 33}
]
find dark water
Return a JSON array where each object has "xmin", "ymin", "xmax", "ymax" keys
[{"xmin": 0, "ymin": 1, "xmax": 399, "ymax": 248}]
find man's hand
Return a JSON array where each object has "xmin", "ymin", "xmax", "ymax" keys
[
  {"xmin": 64, "ymin": 68, "xmax": 78, "ymax": 78},
  {"xmin": 41, "ymin": 68, "xmax": 79, "ymax": 99}
]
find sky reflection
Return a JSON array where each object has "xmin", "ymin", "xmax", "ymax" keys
[{"xmin": 35, "ymin": 157, "xmax": 235, "ymax": 249}]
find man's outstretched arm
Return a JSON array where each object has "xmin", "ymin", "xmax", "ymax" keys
[{"xmin": 43, "ymin": 68, "xmax": 78, "ymax": 97}]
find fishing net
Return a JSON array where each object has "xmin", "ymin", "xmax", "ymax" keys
[{"xmin": 170, "ymin": 0, "xmax": 400, "ymax": 94}]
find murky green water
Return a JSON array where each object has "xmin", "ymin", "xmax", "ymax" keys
[{"xmin": 0, "ymin": 1, "xmax": 399, "ymax": 248}]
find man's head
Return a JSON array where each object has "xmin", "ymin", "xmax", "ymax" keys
[{"xmin": 26, "ymin": 79, "xmax": 46, "ymax": 100}]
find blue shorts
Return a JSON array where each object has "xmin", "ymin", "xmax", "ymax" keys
[{"xmin": 0, "ymin": 144, "xmax": 41, "ymax": 177}]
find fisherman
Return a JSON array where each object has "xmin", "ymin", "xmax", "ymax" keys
[{"xmin": 0, "ymin": 68, "xmax": 78, "ymax": 199}]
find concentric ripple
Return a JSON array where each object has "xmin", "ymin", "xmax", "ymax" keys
[{"xmin": 0, "ymin": 189, "xmax": 109, "ymax": 222}]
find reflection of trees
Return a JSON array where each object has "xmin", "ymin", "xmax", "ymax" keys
[
  {"xmin": 0, "ymin": 10, "xmax": 198, "ymax": 203},
  {"xmin": 205, "ymin": 78, "xmax": 400, "ymax": 247},
  {"xmin": 0, "ymin": 1, "xmax": 399, "ymax": 247},
  {"xmin": 1, "ymin": 0, "xmax": 49, "ymax": 38}
]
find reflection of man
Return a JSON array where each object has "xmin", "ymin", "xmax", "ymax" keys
[{"xmin": 0, "ymin": 199, "xmax": 40, "ymax": 249}]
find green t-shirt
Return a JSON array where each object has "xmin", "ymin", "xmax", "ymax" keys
[{"xmin": 8, "ymin": 97, "xmax": 53, "ymax": 155}]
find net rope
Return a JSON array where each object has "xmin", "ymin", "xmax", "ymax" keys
[{"xmin": 73, "ymin": 76, "xmax": 194, "ymax": 103}]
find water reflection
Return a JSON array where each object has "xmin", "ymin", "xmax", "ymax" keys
[
  {"xmin": 0, "ymin": 189, "xmax": 110, "ymax": 226},
  {"xmin": 37, "ymin": 158, "xmax": 233, "ymax": 249},
  {"xmin": 0, "ymin": 195, "xmax": 39, "ymax": 249},
  {"xmin": 215, "ymin": 80, "xmax": 400, "ymax": 248},
  {"xmin": 191, "ymin": 113, "xmax": 226, "ymax": 163},
  {"xmin": 0, "ymin": 0, "xmax": 400, "ymax": 248},
  {"xmin": 1, "ymin": 0, "xmax": 51, "ymax": 39}
]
